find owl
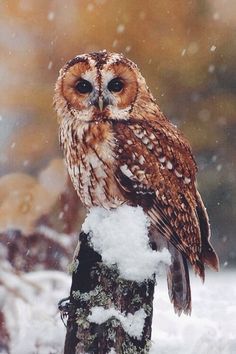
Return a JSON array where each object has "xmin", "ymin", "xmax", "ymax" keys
[{"xmin": 54, "ymin": 50, "xmax": 219, "ymax": 314}]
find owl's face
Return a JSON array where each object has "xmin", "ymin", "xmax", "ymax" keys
[{"xmin": 54, "ymin": 51, "xmax": 153, "ymax": 122}]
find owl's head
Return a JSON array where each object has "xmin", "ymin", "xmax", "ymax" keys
[{"xmin": 54, "ymin": 51, "xmax": 155, "ymax": 122}]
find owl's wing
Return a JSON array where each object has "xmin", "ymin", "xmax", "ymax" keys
[{"xmin": 114, "ymin": 118, "xmax": 219, "ymax": 279}]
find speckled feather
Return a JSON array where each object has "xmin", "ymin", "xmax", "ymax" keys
[{"xmin": 54, "ymin": 50, "xmax": 219, "ymax": 314}]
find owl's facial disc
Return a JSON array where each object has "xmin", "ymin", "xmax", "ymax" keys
[
  {"xmin": 101, "ymin": 63, "xmax": 138, "ymax": 112},
  {"xmin": 57, "ymin": 52, "xmax": 141, "ymax": 121},
  {"xmin": 59, "ymin": 59, "xmax": 98, "ymax": 113}
]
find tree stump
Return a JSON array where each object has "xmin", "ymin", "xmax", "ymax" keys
[{"xmin": 62, "ymin": 231, "xmax": 155, "ymax": 354}]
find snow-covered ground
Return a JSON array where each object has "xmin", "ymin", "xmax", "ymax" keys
[
  {"xmin": 2, "ymin": 270, "xmax": 70, "ymax": 354},
  {"xmin": 3, "ymin": 269, "xmax": 236, "ymax": 353},
  {"xmin": 152, "ymin": 270, "xmax": 236, "ymax": 354}
]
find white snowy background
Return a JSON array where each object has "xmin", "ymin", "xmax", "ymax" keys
[{"xmin": 1, "ymin": 269, "xmax": 235, "ymax": 354}]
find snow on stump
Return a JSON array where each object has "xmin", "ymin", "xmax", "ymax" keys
[{"xmin": 63, "ymin": 206, "xmax": 170, "ymax": 354}]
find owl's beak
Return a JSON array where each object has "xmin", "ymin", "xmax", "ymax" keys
[
  {"xmin": 98, "ymin": 97, "xmax": 104, "ymax": 112},
  {"xmin": 92, "ymin": 96, "xmax": 109, "ymax": 112}
]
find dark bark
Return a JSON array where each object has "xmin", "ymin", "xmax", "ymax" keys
[{"xmin": 62, "ymin": 232, "xmax": 155, "ymax": 354}]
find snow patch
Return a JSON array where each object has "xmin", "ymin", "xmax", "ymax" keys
[
  {"xmin": 151, "ymin": 271, "xmax": 236, "ymax": 354},
  {"xmin": 108, "ymin": 349, "xmax": 116, "ymax": 354},
  {"xmin": 82, "ymin": 205, "xmax": 171, "ymax": 282},
  {"xmin": 116, "ymin": 24, "xmax": 125, "ymax": 34},
  {"xmin": 88, "ymin": 306, "xmax": 146, "ymax": 340},
  {"xmin": 2, "ymin": 269, "xmax": 70, "ymax": 354}
]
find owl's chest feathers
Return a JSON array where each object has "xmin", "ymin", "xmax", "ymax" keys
[{"xmin": 60, "ymin": 120, "xmax": 125, "ymax": 208}]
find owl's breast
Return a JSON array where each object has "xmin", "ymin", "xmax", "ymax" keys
[{"xmin": 60, "ymin": 120, "xmax": 126, "ymax": 209}]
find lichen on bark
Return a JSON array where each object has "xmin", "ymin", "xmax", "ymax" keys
[{"xmin": 63, "ymin": 232, "xmax": 155, "ymax": 354}]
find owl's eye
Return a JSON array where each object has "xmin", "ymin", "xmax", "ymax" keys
[
  {"xmin": 108, "ymin": 78, "xmax": 124, "ymax": 93},
  {"xmin": 75, "ymin": 79, "xmax": 93, "ymax": 94}
]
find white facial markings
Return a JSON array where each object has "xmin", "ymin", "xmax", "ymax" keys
[
  {"xmin": 101, "ymin": 70, "xmax": 115, "ymax": 87},
  {"xmin": 100, "ymin": 69, "xmax": 117, "ymax": 106},
  {"xmin": 81, "ymin": 68, "xmax": 98, "ymax": 87}
]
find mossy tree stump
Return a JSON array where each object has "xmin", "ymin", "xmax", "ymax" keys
[{"xmin": 62, "ymin": 232, "xmax": 155, "ymax": 354}]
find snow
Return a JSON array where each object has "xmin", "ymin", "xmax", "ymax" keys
[
  {"xmin": 48, "ymin": 61, "xmax": 53, "ymax": 70},
  {"xmin": 208, "ymin": 64, "xmax": 215, "ymax": 73},
  {"xmin": 151, "ymin": 271, "xmax": 236, "ymax": 354},
  {"xmin": 187, "ymin": 42, "xmax": 199, "ymax": 55},
  {"xmin": 2, "ymin": 269, "xmax": 70, "ymax": 354},
  {"xmin": 2, "ymin": 270, "xmax": 235, "ymax": 353},
  {"xmin": 36, "ymin": 225, "xmax": 73, "ymax": 249},
  {"xmin": 82, "ymin": 205, "xmax": 171, "ymax": 282},
  {"xmin": 116, "ymin": 24, "xmax": 125, "ymax": 34},
  {"xmin": 47, "ymin": 11, "xmax": 55, "ymax": 21},
  {"xmin": 213, "ymin": 12, "xmax": 220, "ymax": 21},
  {"xmin": 108, "ymin": 349, "xmax": 116, "ymax": 354},
  {"xmin": 87, "ymin": 3, "xmax": 94, "ymax": 12},
  {"xmin": 88, "ymin": 306, "xmax": 147, "ymax": 340},
  {"xmin": 125, "ymin": 46, "xmax": 131, "ymax": 53}
]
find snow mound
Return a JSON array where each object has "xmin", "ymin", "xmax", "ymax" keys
[
  {"xmin": 88, "ymin": 306, "xmax": 146, "ymax": 339},
  {"xmin": 82, "ymin": 205, "xmax": 171, "ymax": 282}
]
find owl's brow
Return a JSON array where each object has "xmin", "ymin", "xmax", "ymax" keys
[
  {"xmin": 89, "ymin": 51, "xmax": 109, "ymax": 69},
  {"xmin": 64, "ymin": 56, "xmax": 89, "ymax": 72}
]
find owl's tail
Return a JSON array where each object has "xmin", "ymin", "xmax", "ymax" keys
[
  {"xmin": 195, "ymin": 191, "xmax": 219, "ymax": 274},
  {"xmin": 167, "ymin": 243, "xmax": 191, "ymax": 315},
  {"xmin": 149, "ymin": 228, "xmax": 191, "ymax": 315}
]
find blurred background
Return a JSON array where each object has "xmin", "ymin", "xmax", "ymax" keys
[
  {"xmin": 1, "ymin": 0, "xmax": 236, "ymax": 269},
  {"xmin": 0, "ymin": 1, "xmax": 236, "ymax": 351}
]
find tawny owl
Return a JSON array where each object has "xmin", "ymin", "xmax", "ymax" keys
[{"xmin": 54, "ymin": 51, "xmax": 219, "ymax": 314}]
